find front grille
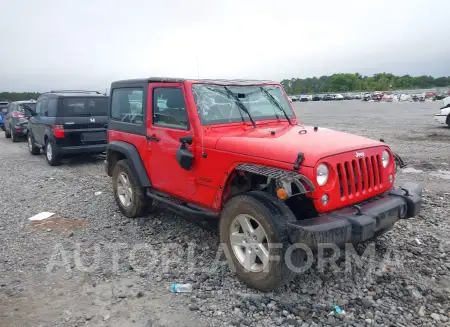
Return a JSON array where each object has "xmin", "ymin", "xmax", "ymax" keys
[{"xmin": 336, "ymin": 155, "xmax": 383, "ymax": 199}]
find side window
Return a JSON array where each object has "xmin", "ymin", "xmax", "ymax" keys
[
  {"xmin": 153, "ymin": 88, "xmax": 188, "ymax": 130},
  {"xmin": 111, "ymin": 88, "xmax": 144, "ymax": 124},
  {"xmin": 40, "ymin": 98, "xmax": 49, "ymax": 116},
  {"xmin": 35, "ymin": 100, "xmax": 42, "ymax": 115},
  {"xmin": 47, "ymin": 99, "xmax": 58, "ymax": 117}
]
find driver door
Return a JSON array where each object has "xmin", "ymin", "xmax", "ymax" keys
[{"xmin": 146, "ymin": 83, "xmax": 196, "ymax": 197}]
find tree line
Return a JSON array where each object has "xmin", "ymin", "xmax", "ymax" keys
[
  {"xmin": 281, "ymin": 73, "xmax": 450, "ymax": 95},
  {"xmin": 0, "ymin": 92, "xmax": 41, "ymax": 102},
  {"xmin": 2, "ymin": 73, "xmax": 450, "ymax": 100}
]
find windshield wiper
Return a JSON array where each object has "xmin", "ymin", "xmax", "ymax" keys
[
  {"xmin": 260, "ymin": 87, "xmax": 292, "ymax": 125},
  {"xmin": 223, "ymin": 86, "xmax": 257, "ymax": 128}
]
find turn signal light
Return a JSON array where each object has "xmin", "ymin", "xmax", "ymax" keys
[{"xmin": 276, "ymin": 188, "xmax": 288, "ymax": 200}]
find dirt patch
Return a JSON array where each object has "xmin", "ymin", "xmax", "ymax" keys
[
  {"xmin": 413, "ymin": 161, "xmax": 439, "ymax": 171},
  {"xmin": 397, "ymin": 131, "xmax": 450, "ymax": 142},
  {"xmin": 28, "ymin": 216, "xmax": 87, "ymax": 233}
]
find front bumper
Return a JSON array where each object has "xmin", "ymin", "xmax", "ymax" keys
[
  {"xmin": 434, "ymin": 114, "xmax": 447, "ymax": 124},
  {"xmin": 287, "ymin": 182, "xmax": 422, "ymax": 248}
]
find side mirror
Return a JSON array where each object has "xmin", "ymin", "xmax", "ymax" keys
[
  {"xmin": 176, "ymin": 147, "xmax": 194, "ymax": 170},
  {"xmin": 176, "ymin": 135, "xmax": 194, "ymax": 170}
]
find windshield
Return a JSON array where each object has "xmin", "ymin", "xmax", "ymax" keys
[
  {"xmin": 192, "ymin": 84, "xmax": 294, "ymax": 125},
  {"xmin": 62, "ymin": 97, "xmax": 108, "ymax": 116}
]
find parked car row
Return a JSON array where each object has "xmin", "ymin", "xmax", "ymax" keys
[
  {"xmin": 289, "ymin": 93, "xmax": 362, "ymax": 102},
  {"xmin": 362, "ymin": 91, "xmax": 450, "ymax": 102},
  {"xmin": 2, "ymin": 90, "xmax": 109, "ymax": 165},
  {"xmin": 2, "ymin": 78, "xmax": 424, "ymax": 292},
  {"xmin": 289, "ymin": 90, "xmax": 450, "ymax": 103}
]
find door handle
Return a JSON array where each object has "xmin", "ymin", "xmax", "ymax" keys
[{"xmin": 147, "ymin": 135, "xmax": 160, "ymax": 142}]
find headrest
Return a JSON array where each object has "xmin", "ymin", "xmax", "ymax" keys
[{"xmin": 166, "ymin": 95, "xmax": 185, "ymax": 109}]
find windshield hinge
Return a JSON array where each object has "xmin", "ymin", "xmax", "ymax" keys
[{"xmin": 293, "ymin": 152, "xmax": 304, "ymax": 170}]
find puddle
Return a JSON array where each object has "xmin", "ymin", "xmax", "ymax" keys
[
  {"xmin": 28, "ymin": 216, "xmax": 88, "ymax": 233},
  {"xmin": 402, "ymin": 167, "xmax": 424, "ymax": 174},
  {"xmin": 430, "ymin": 170, "xmax": 450, "ymax": 180}
]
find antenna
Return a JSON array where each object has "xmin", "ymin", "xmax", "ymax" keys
[{"xmin": 196, "ymin": 56, "xmax": 200, "ymax": 79}]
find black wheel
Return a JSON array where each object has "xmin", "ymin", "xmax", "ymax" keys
[
  {"xmin": 5, "ymin": 128, "xmax": 11, "ymax": 138},
  {"xmin": 446, "ymin": 115, "xmax": 450, "ymax": 128},
  {"xmin": 45, "ymin": 140, "xmax": 61, "ymax": 166},
  {"xmin": 112, "ymin": 159, "xmax": 153, "ymax": 218},
  {"xmin": 27, "ymin": 133, "xmax": 40, "ymax": 155},
  {"xmin": 219, "ymin": 191, "xmax": 301, "ymax": 291},
  {"xmin": 11, "ymin": 129, "xmax": 19, "ymax": 143}
]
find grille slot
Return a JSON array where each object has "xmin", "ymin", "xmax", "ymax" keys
[{"xmin": 337, "ymin": 155, "xmax": 383, "ymax": 200}]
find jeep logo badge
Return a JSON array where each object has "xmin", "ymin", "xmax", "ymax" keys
[
  {"xmin": 355, "ymin": 151, "xmax": 365, "ymax": 158},
  {"xmin": 90, "ymin": 118, "xmax": 95, "ymax": 123}
]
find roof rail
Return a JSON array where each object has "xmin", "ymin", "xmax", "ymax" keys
[{"xmin": 49, "ymin": 90, "xmax": 102, "ymax": 94}]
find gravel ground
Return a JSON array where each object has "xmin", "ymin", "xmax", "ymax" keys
[{"xmin": 1, "ymin": 100, "xmax": 449, "ymax": 327}]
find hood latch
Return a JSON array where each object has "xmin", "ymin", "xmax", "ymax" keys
[{"xmin": 293, "ymin": 152, "xmax": 305, "ymax": 170}]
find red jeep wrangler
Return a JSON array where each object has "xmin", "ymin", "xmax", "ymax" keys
[{"xmin": 105, "ymin": 78, "xmax": 422, "ymax": 291}]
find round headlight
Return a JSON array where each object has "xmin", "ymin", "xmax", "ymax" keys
[
  {"xmin": 382, "ymin": 150, "xmax": 390, "ymax": 168},
  {"xmin": 316, "ymin": 163, "xmax": 329, "ymax": 186}
]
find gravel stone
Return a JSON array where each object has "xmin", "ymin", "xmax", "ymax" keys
[{"xmin": 1, "ymin": 101, "xmax": 449, "ymax": 327}]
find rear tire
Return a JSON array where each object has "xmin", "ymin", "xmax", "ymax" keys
[
  {"xmin": 219, "ymin": 191, "xmax": 301, "ymax": 291},
  {"xmin": 446, "ymin": 115, "xmax": 450, "ymax": 128},
  {"xmin": 112, "ymin": 159, "xmax": 152, "ymax": 218},
  {"xmin": 11, "ymin": 129, "xmax": 19, "ymax": 143},
  {"xmin": 28, "ymin": 133, "xmax": 40, "ymax": 155},
  {"xmin": 5, "ymin": 128, "xmax": 11, "ymax": 138},
  {"xmin": 45, "ymin": 140, "xmax": 61, "ymax": 166}
]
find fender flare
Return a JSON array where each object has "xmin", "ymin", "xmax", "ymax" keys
[{"xmin": 106, "ymin": 141, "xmax": 151, "ymax": 187}]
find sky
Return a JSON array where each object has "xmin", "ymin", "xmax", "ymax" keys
[{"xmin": 1, "ymin": 0, "xmax": 449, "ymax": 92}]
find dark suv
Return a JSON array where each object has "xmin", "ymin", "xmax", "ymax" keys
[
  {"xmin": 3, "ymin": 100, "xmax": 37, "ymax": 142},
  {"xmin": 27, "ymin": 90, "xmax": 109, "ymax": 166}
]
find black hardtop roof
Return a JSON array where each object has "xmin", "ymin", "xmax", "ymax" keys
[
  {"xmin": 39, "ymin": 90, "xmax": 108, "ymax": 98},
  {"xmin": 111, "ymin": 77, "xmax": 279, "ymax": 87}
]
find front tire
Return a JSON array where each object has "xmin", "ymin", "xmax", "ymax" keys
[
  {"xmin": 28, "ymin": 133, "xmax": 40, "ymax": 155},
  {"xmin": 112, "ymin": 159, "xmax": 152, "ymax": 218},
  {"xmin": 45, "ymin": 140, "xmax": 61, "ymax": 166},
  {"xmin": 446, "ymin": 115, "xmax": 450, "ymax": 128},
  {"xmin": 219, "ymin": 191, "xmax": 301, "ymax": 291},
  {"xmin": 5, "ymin": 128, "xmax": 11, "ymax": 138}
]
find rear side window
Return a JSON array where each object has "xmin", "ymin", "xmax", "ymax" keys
[
  {"xmin": 17, "ymin": 103, "xmax": 37, "ymax": 112},
  {"xmin": 61, "ymin": 97, "xmax": 108, "ymax": 117},
  {"xmin": 46, "ymin": 99, "xmax": 58, "ymax": 116},
  {"xmin": 111, "ymin": 88, "xmax": 144, "ymax": 124},
  {"xmin": 41, "ymin": 99, "xmax": 49, "ymax": 116}
]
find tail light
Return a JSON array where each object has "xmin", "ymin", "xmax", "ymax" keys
[
  {"xmin": 12, "ymin": 112, "xmax": 25, "ymax": 118},
  {"xmin": 52, "ymin": 125, "xmax": 65, "ymax": 138}
]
